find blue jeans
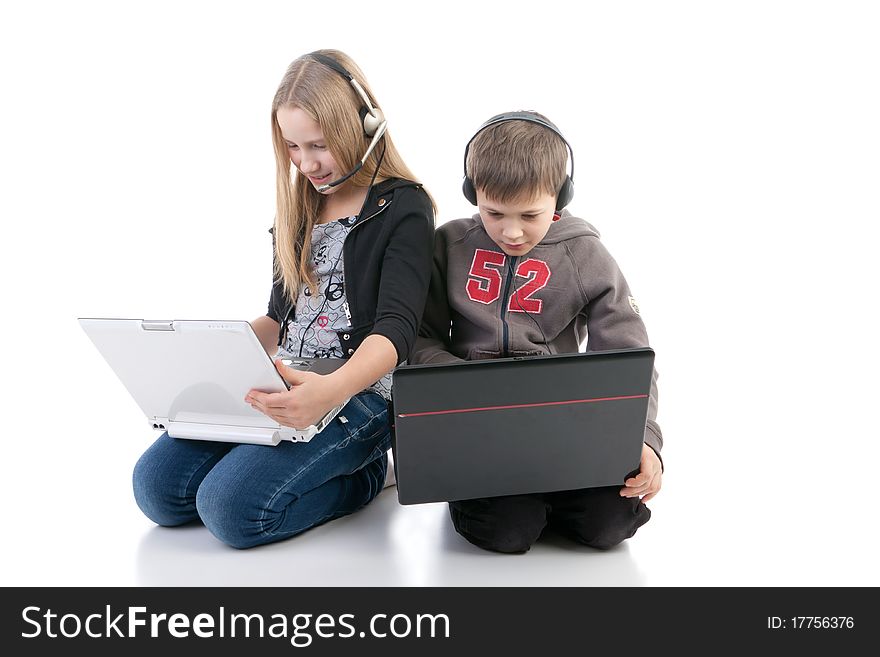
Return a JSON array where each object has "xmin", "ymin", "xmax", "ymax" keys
[{"xmin": 132, "ymin": 391, "xmax": 390, "ymax": 549}]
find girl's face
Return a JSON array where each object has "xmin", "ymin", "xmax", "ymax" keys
[{"xmin": 276, "ymin": 106, "xmax": 343, "ymax": 194}]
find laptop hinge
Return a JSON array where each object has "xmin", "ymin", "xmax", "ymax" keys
[{"xmin": 167, "ymin": 421, "xmax": 283, "ymax": 445}]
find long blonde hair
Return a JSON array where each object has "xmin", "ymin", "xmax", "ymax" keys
[{"xmin": 271, "ymin": 49, "xmax": 429, "ymax": 300}]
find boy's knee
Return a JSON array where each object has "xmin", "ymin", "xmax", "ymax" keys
[
  {"xmin": 449, "ymin": 497, "xmax": 547, "ymax": 554},
  {"xmin": 453, "ymin": 520, "xmax": 538, "ymax": 554},
  {"xmin": 572, "ymin": 521, "xmax": 641, "ymax": 550},
  {"xmin": 565, "ymin": 496, "xmax": 651, "ymax": 550}
]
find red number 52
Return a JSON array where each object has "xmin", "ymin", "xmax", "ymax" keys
[{"xmin": 465, "ymin": 248, "xmax": 551, "ymax": 313}]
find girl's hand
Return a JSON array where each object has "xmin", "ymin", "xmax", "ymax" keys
[
  {"xmin": 619, "ymin": 443, "xmax": 662, "ymax": 504},
  {"xmin": 245, "ymin": 360, "xmax": 345, "ymax": 429}
]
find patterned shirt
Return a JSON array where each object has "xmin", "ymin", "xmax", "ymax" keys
[{"xmin": 280, "ymin": 216, "xmax": 392, "ymax": 401}]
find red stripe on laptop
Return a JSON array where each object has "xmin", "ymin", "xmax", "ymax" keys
[{"xmin": 397, "ymin": 394, "xmax": 648, "ymax": 419}]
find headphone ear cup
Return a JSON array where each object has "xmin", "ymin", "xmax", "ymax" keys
[
  {"xmin": 360, "ymin": 107, "xmax": 383, "ymax": 137},
  {"xmin": 555, "ymin": 176, "xmax": 574, "ymax": 211},
  {"xmin": 462, "ymin": 177, "xmax": 478, "ymax": 205}
]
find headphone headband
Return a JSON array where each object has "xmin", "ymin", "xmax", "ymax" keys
[
  {"xmin": 462, "ymin": 111, "xmax": 575, "ymax": 211},
  {"xmin": 306, "ymin": 52, "xmax": 383, "ymax": 131},
  {"xmin": 307, "ymin": 52, "xmax": 354, "ymax": 82},
  {"xmin": 473, "ymin": 111, "xmax": 567, "ymax": 137}
]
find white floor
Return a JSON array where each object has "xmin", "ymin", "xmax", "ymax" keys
[
  {"xmin": 7, "ymin": 471, "xmax": 880, "ymax": 587},
  {"xmin": 4, "ymin": 377, "xmax": 878, "ymax": 588},
  {"xmin": 4, "ymin": 296, "xmax": 880, "ymax": 587},
  {"xmin": 3, "ymin": 1, "xmax": 879, "ymax": 589},
  {"xmin": 131, "ymin": 491, "xmax": 654, "ymax": 587}
]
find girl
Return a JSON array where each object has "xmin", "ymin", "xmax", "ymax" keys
[{"xmin": 132, "ymin": 50, "xmax": 435, "ymax": 549}]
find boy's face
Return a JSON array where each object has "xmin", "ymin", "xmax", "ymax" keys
[{"xmin": 476, "ymin": 189, "xmax": 557, "ymax": 256}]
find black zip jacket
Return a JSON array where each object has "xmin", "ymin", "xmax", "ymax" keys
[{"xmin": 267, "ymin": 178, "xmax": 435, "ymax": 365}]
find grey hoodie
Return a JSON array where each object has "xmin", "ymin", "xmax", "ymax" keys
[{"xmin": 412, "ymin": 210, "xmax": 663, "ymax": 458}]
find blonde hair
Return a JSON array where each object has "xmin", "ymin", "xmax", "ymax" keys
[
  {"xmin": 466, "ymin": 112, "xmax": 568, "ymax": 203},
  {"xmin": 271, "ymin": 49, "xmax": 429, "ymax": 299}
]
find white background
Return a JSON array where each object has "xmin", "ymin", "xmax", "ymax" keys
[{"xmin": 1, "ymin": 0, "xmax": 878, "ymax": 586}]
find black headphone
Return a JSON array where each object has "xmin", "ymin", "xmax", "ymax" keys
[
  {"xmin": 305, "ymin": 52, "xmax": 388, "ymax": 192},
  {"xmin": 462, "ymin": 111, "xmax": 574, "ymax": 212}
]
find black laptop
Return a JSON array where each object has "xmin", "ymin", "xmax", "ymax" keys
[{"xmin": 390, "ymin": 347, "xmax": 654, "ymax": 505}]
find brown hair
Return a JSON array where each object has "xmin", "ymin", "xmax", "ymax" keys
[{"xmin": 466, "ymin": 112, "xmax": 568, "ymax": 203}]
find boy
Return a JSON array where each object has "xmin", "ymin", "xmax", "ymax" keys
[{"xmin": 411, "ymin": 111, "xmax": 663, "ymax": 554}]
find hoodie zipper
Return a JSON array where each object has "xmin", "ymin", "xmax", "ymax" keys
[{"xmin": 500, "ymin": 255, "xmax": 518, "ymax": 357}]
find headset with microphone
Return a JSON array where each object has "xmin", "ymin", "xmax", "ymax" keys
[
  {"xmin": 305, "ymin": 52, "xmax": 388, "ymax": 193},
  {"xmin": 462, "ymin": 111, "xmax": 575, "ymax": 212}
]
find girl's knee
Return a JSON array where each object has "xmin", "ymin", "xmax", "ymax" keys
[
  {"xmin": 194, "ymin": 477, "xmax": 263, "ymax": 549},
  {"xmin": 132, "ymin": 453, "xmax": 191, "ymax": 527},
  {"xmin": 195, "ymin": 469, "xmax": 339, "ymax": 549}
]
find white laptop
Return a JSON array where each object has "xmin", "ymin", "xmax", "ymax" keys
[{"xmin": 78, "ymin": 318, "xmax": 348, "ymax": 445}]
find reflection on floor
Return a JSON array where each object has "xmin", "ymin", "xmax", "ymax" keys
[{"xmin": 135, "ymin": 489, "xmax": 649, "ymax": 587}]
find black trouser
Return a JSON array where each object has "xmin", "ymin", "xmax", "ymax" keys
[{"xmin": 449, "ymin": 486, "xmax": 651, "ymax": 554}]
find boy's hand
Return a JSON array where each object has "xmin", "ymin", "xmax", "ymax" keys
[
  {"xmin": 620, "ymin": 443, "xmax": 662, "ymax": 503},
  {"xmin": 244, "ymin": 360, "xmax": 344, "ymax": 429}
]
